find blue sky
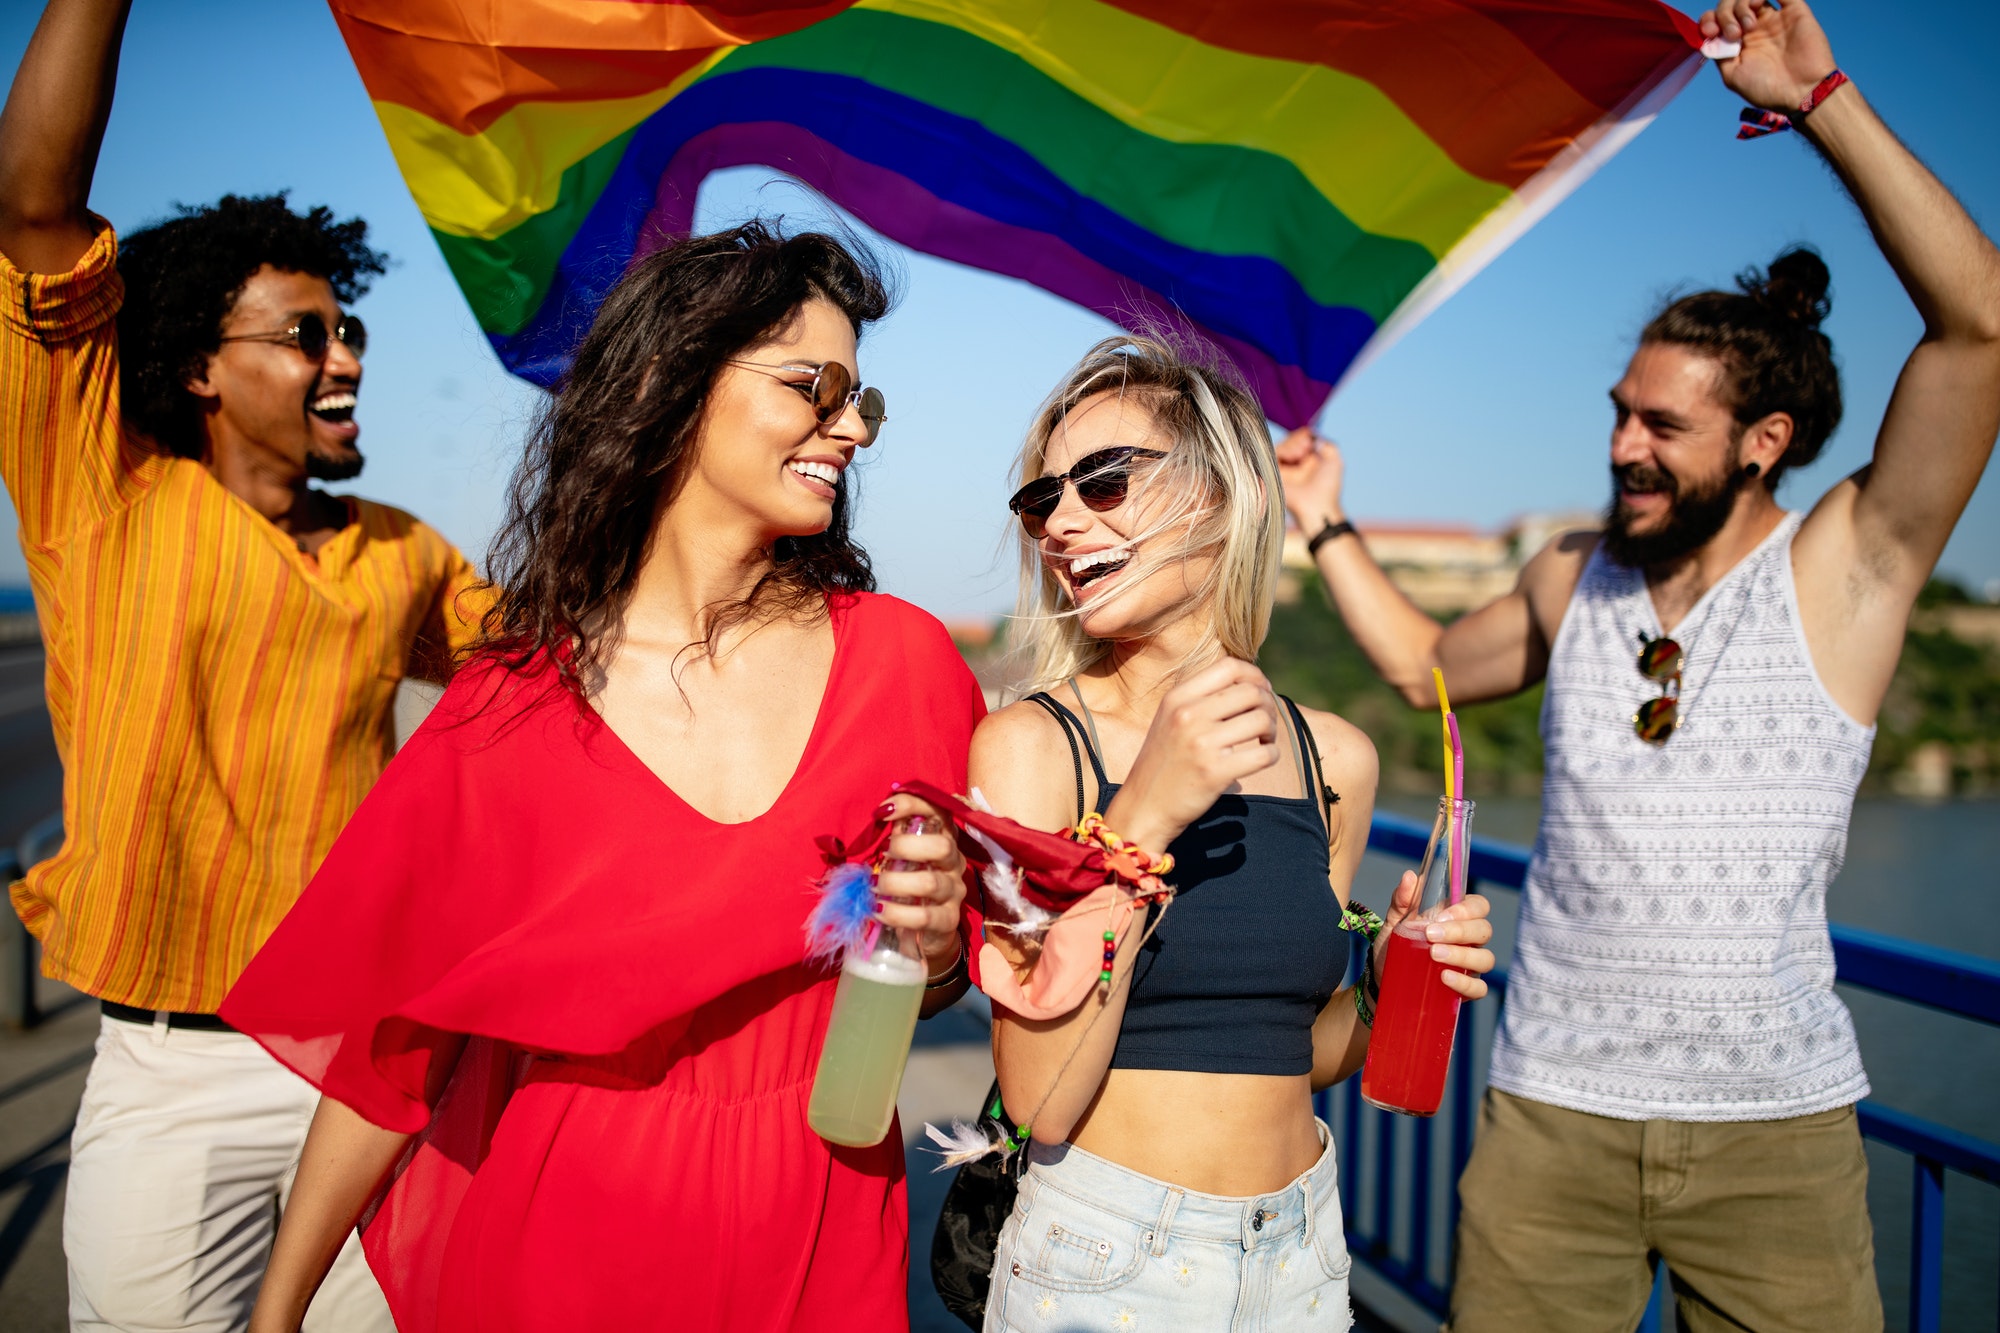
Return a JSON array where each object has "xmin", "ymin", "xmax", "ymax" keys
[{"xmin": 3, "ymin": 0, "xmax": 1997, "ymax": 615}]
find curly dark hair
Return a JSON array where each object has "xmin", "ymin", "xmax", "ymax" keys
[
  {"xmin": 115, "ymin": 192, "xmax": 388, "ymax": 457},
  {"xmin": 1642, "ymin": 246, "xmax": 1843, "ymax": 488},
  {"xmin": 479, "ymin": 220, "xmax": 891, "ymax": 696}
]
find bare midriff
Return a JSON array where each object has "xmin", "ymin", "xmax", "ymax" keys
[{"xmin": 1067, "ymin": 1067, "xmax": 1324, "ymax": 1196}]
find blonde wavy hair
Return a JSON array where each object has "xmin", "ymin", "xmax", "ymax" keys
[{"xmin": 1009, "ymin": 335, "xmax": 1284, "ymax": 697}]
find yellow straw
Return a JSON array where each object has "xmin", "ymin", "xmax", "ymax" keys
[{"xmin": 1432, "ymin": 668, "xmax": 1455, "ymax": 805}]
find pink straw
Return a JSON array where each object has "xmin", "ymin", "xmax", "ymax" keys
[{"xmin": 1445, "ymin": 714, "xmax": 1467, "ymax": 904}]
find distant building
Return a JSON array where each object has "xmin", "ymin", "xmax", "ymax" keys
[
  {"xmin": 941, "ymin": 617, "xmax": 1016, "ymax": 709},
  {"xmin": 1916, "ymin": 604, "xmax": 2000, "ymax": 649},
  {"xmin": 1280, "ymin": 512, "xmax": 1599, "ymax": 613}
]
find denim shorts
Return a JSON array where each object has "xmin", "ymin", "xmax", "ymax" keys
[{"xmin": 985, "ymin": 1120, "xmax": 1352, "ymax": 1332}]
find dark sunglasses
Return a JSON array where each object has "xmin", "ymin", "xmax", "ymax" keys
[
  {"xmin": 729, "ymin": 359, "xmax": 887, "ymax": 446},
  {"xmin": 1007, "ymin": 446, "xmax": 1169, "ymax": 537},
  {"xmin": 1633, "ymin": 632, "xmax": 1684, "ymax": 744},
  {"xmin": 218, "ymin": 311, "xmax": 367, "ymax": 361}
]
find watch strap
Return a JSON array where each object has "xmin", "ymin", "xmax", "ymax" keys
[{"xmin": 1307, "ymin": 519, "xmax": 1356, "ymax": 558}]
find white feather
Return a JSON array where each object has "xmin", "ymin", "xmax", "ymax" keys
[
  {"xmin": 965, "ymin": 787, "xmax": 1054, "ymax": 936},
  {"xmin": 923, "ymin": 1119, "xmax": 1002, "ymax": 1170}
]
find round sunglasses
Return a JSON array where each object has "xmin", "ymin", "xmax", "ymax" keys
[
  {"xmin": 1007, "ymin": 446, "xmax": 1168, "ymax": 538},
  {"xmin": 1633, "ymin": 632, "xmax": 1684, "ymax": 744},
  {"xmin": 218, "ymin": 311, "xmax": 367, "ymax": 361},
  {"xmin": 729, "ymin": 359, "xmax": 887, "ymax": 446}
]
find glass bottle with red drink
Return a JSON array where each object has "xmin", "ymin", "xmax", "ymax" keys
[{"xmin": 1360, "ymin": 796, "xmax": 1473, "ymax": 1117}]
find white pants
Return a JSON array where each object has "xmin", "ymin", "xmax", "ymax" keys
[{"xmin": 65, "ymin": 1013, "xmax": 397, "ymax": 1333}]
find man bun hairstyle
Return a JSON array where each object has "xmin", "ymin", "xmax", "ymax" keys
[
  {"xmin": 115, "ymin": 192, "xmax": 388, "ymax": 458},
  {"xmin": 1641, "ymin": 245, "xmax": 1842, "ymax": 487}
]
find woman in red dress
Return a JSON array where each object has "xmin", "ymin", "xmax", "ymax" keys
[{"xmin": 224, "ymin": 224, "xmax": 985, "ymax": 1333}]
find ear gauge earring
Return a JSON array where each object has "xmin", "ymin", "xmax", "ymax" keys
[{"xmin": 1742, "ymin": 461, "xmax": 1762, "ymax": 480}]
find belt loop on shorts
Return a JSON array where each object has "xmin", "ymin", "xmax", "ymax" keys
[
  {"xmin": 1149, "ymin": 1188, "xmax": 1183, "ymax": 1256},
  {"xmin": 1301, "ymin": 1175, "xmax": 1315, "ymax": 1249},
  {"xmin": 149, "ymin": 1011, "xmax": 169, "ymax": 1047}
]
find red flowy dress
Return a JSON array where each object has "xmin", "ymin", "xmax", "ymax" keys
[{"xmin": 220, "ymin": 593, "xmax": 985, "ymax": 1333}]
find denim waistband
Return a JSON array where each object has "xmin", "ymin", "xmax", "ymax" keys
[{"xmin": 1023, "ymin": 1119, "xmax": 1338, "ymax": 1252}]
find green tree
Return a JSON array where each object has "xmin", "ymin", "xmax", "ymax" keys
[
  {"xmin": 1261, "ymin": 574, "xmax": 2000, "ymax": 796},
  {"xmin": 1258, "ymin": 572, "xmax": 1545, "ymax": 796}
]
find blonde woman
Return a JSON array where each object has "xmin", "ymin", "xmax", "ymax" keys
[{"xmin": 970, "ymin": 338, "xmax": 1496, "ymax": 1330}]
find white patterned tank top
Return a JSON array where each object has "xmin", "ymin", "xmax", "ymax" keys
[{"xmin": 1487, "ymin": 512, "xmax": 1875, "ymax": 1121}]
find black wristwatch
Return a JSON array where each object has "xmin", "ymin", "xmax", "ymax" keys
[{"xmin": 1307, "ymin": 518, "xmax": 1356, "ymax": 558}]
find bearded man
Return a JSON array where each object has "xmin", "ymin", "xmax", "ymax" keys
[
  {"xmin": 1, "ymin": 1, "xmax": 486, "ymax": 1327},
  {"xmin": 1276, "ymin": 2, "xmax": 2000, "ymax": 1329}
]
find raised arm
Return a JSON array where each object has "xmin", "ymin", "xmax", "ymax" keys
[
  {"xmin": 0, "ymin": 0, "xmax": 132, "ymax": 274},
  {"xmin": 1275, "ymin": 430, "xmax": 1589, "ymax": 707},
  {"xmin": 1706, "ymin": 1, "xmax": 2000, "ymax": 713}
]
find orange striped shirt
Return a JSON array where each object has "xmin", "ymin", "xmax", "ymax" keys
[{"xmin": 2, "ymin": 221, "xmax": 489, "ymax": 1010}]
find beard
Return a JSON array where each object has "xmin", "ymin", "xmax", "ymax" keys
[
  {"xmin": 1601, "ymin": 455, "xmax": 1745, "ymax": 568},
  {"xmin": 305, "ymin": 444, "xmax": 365, "ymax": 482}
]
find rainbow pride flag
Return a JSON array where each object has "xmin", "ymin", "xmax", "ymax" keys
[{"xmin": 331, "ymin": 0, "xmax": 1706, "ymax": 426}]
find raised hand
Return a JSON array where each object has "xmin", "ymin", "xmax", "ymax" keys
[
  {"xmin": 1700, "ymin": 0, "xmax": 1839, "ymax": 113},
  {"xmin": 0, "ymin": 0, "xmax": 135, "ymax": 274},
  {"xmin": 1105, "ymin": 658, "xmax": 1281, "ymax": 855},
  {"xmin": 1274, "ymin": 426, "xmax": 1347, "ymax": 532}
]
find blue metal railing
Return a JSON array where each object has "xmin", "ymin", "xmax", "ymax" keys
[
  {"xmin": 1324, "ymin": 810, "xmax": 2000, "ymax": 1333},
  {"xmin": 2, "ymin": 812, "xmax": 63, "ymax": 1029}
]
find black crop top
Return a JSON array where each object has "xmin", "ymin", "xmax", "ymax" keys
[{"xmin": 1026, "ymin": 690, "xmax": 1352, "ymax": 1077}]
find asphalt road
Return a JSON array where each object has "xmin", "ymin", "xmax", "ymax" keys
[{"xmin": 0, "ymin": 640, "xmax": 80, "ymax": 1330}]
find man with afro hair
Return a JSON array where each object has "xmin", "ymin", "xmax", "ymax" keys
[{"xmin": 1, "ymin": 2, "xmax": 483, "ymax": 1327}]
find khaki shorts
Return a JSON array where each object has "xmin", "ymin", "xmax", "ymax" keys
[{"xmin": 1448, "ymin": 1088, "xmax": 1882, "ymax": 1333}]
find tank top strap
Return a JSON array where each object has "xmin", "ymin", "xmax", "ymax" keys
[
  {"xmin": 1021, "ymin": 691, "xmax": 1099, "ymax": 824},
  {"xmin": 1062, "ymin": 678, "xmax": 1113, "ymax": 780},
  {"xmin": 1279, "ymin": 695, "xmax": 1337, "ymax": 838}
]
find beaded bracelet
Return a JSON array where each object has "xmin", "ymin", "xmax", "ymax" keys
[
  {"xmin": 1064, "ymin": 812, "xmax": 1176, "ymax": 991},
  {"xmin": 984, "ymin": 1085, "xmax": 1034, "ymax": 1163},
  {"xmin": 1063, "ymin": 812, "xmax": 1175, "ymax": 892}
]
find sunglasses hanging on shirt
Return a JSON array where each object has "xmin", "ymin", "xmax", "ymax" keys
[{"xmin": 1633, "ymin": 632, "xmax": 1684, "ymax": 744}]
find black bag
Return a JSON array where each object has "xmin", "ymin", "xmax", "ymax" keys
[{"xmin": 928, "ymin": 1080, "xmax": 1026, "ymax": 1329}]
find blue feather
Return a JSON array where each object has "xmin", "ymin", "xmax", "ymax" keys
[{"xmin": 805, "ymin": 862, "xmax": 878, "ymax": 965}]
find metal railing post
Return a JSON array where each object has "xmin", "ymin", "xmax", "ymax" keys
[
  {"xmin": 4, "ymin": 813, "xmax": 64, "ymax": 1030},
  {"xmin": 1373, "ymin": 1095, "xmax": 1394, "ymax": 1248},
  {"xmin": 1410, "ymin": 1109, "xmax": 1433, "ymax": 1291},
  {"xmin": 1912, "ymin": 1156, "xmax": 1944, "ymax": 1333},
  {"xmin": 0, "ymin": 849, "xmax": 29, "ymax": 1029},
  {"xmin": 1637, "ymin": 1260, "xmax": 1669, "ymax": 1333},
  {"xmin": 1341, "ymin": 1079, "xmax": 1360, "ymax": 1221}
]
